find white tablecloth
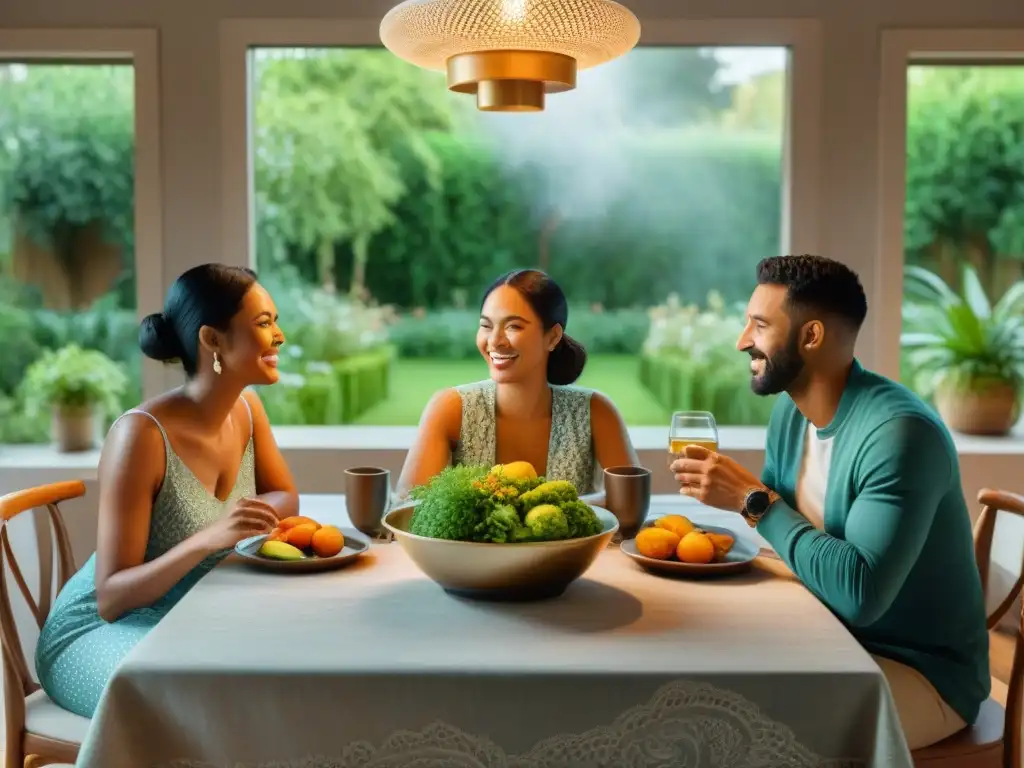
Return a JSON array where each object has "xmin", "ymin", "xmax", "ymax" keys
[{"xmin": 75, "ymin": 495, "xmax": 912, "ymax": 768}]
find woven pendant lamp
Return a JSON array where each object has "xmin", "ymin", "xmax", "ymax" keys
[{"xmin": 379, "ymin": 0, "xmax": 642, "ymax": 112}]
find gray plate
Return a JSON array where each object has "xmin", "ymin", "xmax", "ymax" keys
[
  {"xmin": 620, "ymin": 523, "xmax": 757, "ymax": 577},
  {"xmin": 234, "ymin": 527, "xmax": 370, "ymax": 573}
]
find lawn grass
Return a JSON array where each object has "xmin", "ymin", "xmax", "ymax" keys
[{"xmin": 353, "ymin": 354, "xmax": 672, "ymax": 426}]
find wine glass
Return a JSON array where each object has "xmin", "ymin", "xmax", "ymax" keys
[{"xmin": 668, "ymin": 411, "xmax": 719, "ymax": 466}]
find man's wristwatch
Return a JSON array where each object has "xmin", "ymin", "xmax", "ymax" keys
[{"xmin": 741, "ymin": 487, "xmax": 781, "ymax": 528}]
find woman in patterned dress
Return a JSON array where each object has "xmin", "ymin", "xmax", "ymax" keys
[
  {"xmin": 397, "ymin": 269, "xmax": 638, "ymax": 498},
  {"xmin": 36, "ymin": 264, "xmax": 299, "ymax": 717}
]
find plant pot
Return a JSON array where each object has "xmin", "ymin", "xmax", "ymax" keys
[
  {"xmin": 935, "ymin": 381, "xmax": 1020, "ymax": 436},
  {"xmin": 52, "ymin": 405, "xmax": 99, "ymax": 452}
]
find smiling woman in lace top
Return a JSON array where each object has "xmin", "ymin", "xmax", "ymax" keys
[
  {"xmin": 396, "ymin": 269, "xmax": 638, "ymax": 499},
  {"xmin": 35, "ymin": 263, "xmax": 299, "ymax": 718}
]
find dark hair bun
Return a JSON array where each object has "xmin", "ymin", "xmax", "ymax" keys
[
  {"xmin": 139, "ymin": 312, "xmax": 183, "ymax": 362},
  {"xmin": 547, "ymin": 334, "xmax": 587, "ymax": 385}
]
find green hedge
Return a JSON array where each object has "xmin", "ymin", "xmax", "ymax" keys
[
  {"xmin": 388, "ymin": 307, "xmax": 651, "ymax": 359},
  {"xmin": 259, "ymin": 347, "xmax": 393, "ymax": 425},
  {"xmin": 0, "ymin": 304, "xmax": 42, "ymax": 395},
  {"xmin": 639, "ymin": 352, "xmax": 776, "ymax": 426},
  {"xmin": 0, "ymin": 395, "xmax": 49, "ymax": 443}
]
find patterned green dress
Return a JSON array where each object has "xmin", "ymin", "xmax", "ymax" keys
[{"xmin": 35, "ymin": 402, "xmax": 255, "ymax": 718}]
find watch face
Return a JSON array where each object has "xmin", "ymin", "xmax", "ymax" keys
[{"xmin": 746, "ymin": 490, "xmax": 771, "ymax": 516}]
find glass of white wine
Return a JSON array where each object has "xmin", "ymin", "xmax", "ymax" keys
[{"xmin": 668, "ymin": 411, "xmax": 719, "ymax": 467}]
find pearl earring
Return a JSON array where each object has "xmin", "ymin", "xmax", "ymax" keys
[{"xmin": 213, "ymin": 352, "xmax": 222, "ymax": 375}]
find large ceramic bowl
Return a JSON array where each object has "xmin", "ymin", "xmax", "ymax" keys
[{"xmin": 382, "ymin": 504, "xmax": 619, "ymax": 601}]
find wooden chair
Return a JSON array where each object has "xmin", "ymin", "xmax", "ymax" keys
[
  {"xmin": 0, "ymin": 481, "xmax": 91, "ymax": 768},
  {"xmin": 913, "ymin": 488, "xmax": 1024, "ymax": 768}
]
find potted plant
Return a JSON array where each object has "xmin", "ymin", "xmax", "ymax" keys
[
  {"xmin": 19, "ymin": 344, "xmax": 129, "ymax": 452},
  {"xmin": 902, "ymin": 264, "xmax": 1024, "ymax": 436}
]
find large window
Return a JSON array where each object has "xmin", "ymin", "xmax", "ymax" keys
[
  {"xmin": 248, "ymin": 46, "xmax": 789, "ymax": 428},
  {"xmin": 900, "ymin": 64, "xmax": 1024, "ymax": 436},
  {"xmin": 0, "ymin": 62, "xmax": 140, "ymax": 445}
]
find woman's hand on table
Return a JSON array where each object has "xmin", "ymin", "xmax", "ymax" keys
[
  {"xmin": 670, "ymin": 444, "xmax": 765, "ymax": 513},
  {"xmin": 199, "ymin": 497, "xmax": 280, "ymax": 553}
]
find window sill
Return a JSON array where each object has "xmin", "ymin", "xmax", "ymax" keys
[
  {"xmin": 268, "ymin": 425, "xmax": 774, "ymax": 452},
  {"xmin": 2, "ymin": 424, "xmax": 1024, "ymax": 480}
]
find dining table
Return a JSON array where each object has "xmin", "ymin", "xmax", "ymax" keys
[{"xmin": 74, "ymin": 494, "xmax": 913, "ymax": 768}]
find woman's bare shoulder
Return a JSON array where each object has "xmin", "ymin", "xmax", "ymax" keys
[
  {"xmin": 423, "ymin": 387, "xmax": 462, "ymax": 421},
  {"xmin": 100, "ymin": 409, "xmax": 167, "ymax": 486},
  {"xmin": 588, "ymin": 390, "xmax": 630, "ymax": 431},
  {"xmin": 411, "ymin": 387, "xmax": 459, "ymax": 445},
  {"xmin": 589, "ymin": 390, "xmax": 621, "ymax": 416},
  {"xmin": 430, "ymin": 387, "xmax": 463, "ymax": 409},
  {"xmin": 102, "ymin": 392, "xmax": 181, "ymax": 466},
  {"xmin": 131, "ymin": 389, "xmax": 186, "ymax": 419}
]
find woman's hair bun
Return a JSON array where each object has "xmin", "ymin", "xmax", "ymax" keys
[
  {"xmin": 547, "ymin": 333, "xmax": 588, "ymax": 386},
  {"xmin": 139, "ymin": 312, "xmax": 184, "ymax": 362}
]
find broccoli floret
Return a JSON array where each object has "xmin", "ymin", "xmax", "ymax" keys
[
  {"xmin": 510, "ymin": 525, "xmax": 536, "ymax": 542},
  {"xmin": 523, "ymin": 504, "xmax": 570, "ymax": 541},
  {"xmin": 508, "ymin": 475, "xmax": 545, "ymax": 495},
  {"xmin": 560, "ymin": 499, "xmax": 603, "ymax": 538},
  {"xmin": 473, "ymin": 504, "xmax": 529, "ymax": 543},
  {"xmin": 518, "ymin": 480, "xmax": 578, "ymax": 509}
]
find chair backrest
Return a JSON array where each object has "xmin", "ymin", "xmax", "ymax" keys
[
  {"xmin": 972, "ymin": 488, "xmax": 1024, "ymax": 768},
  {"xmin": 0, "ymin": 481, "xmax": 83, "ymax": 712}
]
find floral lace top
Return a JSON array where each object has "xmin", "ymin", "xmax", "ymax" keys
[{"xmin": 451, "ymin": 380, "xmax": 597, "ymax": 493}]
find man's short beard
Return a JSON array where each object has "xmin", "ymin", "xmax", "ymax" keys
[{"xmin": 749, "ymin": 332, "xmax": 805, "ymax": 396}]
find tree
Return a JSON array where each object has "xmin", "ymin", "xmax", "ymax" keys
[
  {"xmin": 905, "ymin": 66, "xmax": 1024, "ymax": 299},
  {"xmin": 253, "ymin": 49, "xmax": 460, "ymax": 296},
  {"xmin": 0, "ymin": 64, "xmax": 135, "ymax": 307},
  {"xmin": 720, "ymin": 70, "xmax": 786, "ymax": 133}
]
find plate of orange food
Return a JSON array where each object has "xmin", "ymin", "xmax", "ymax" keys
[
  {"xmin": 234, "ymin": 514, "xmax": 370, "ymax": 573},
  {"xmin": 620, "ymin": 514, "xmax": 757, "ymax": 576}
]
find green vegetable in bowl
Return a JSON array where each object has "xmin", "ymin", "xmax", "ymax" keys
[
  {"xmin": 559, "ymin": 499, "xmax": 604, "ymax": 539},
  {"xmin": 408, "ymin": 465, "xmax": 488, "ymax": 541},
  {"xmin": 518, "ymin": 480, "xmax": 577, "ymax": 508},
  {"xmin": 474, "ymin": 504, "xmax": 530, "ymax": 543},
  {"xmin": 407, "ymin": 465, "xmax": 604, "ymax": 544},
  {"xmin": 523, "ymin": 504, "xmax": 570, "ymax": 541}
]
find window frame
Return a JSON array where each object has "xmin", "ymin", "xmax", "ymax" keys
[
  {"xmin": 218, "ymin": 18, "xmax": 822, "ymax": 434},
  {"xmin": 877, "ymin": 29, "xmax": 1024, "ymax": 381}
]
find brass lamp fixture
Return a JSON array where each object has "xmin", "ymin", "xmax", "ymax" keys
[{"xmin": 379, "ymin": 0, "xmax": 642, "ymax": 112}]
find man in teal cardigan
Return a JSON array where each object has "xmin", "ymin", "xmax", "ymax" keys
[{"xmin": 671, "ymin": 255, "xmax": 989, "ymax": 750}]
